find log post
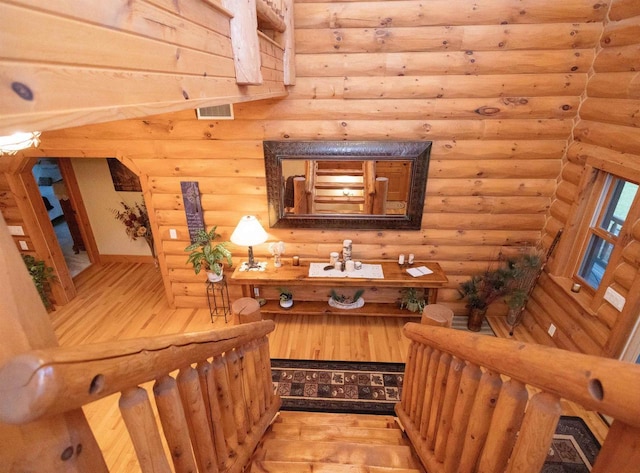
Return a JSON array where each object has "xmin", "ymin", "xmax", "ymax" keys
[
  {"xmin": 434, "ymin": 357, "xmax": 465, "ymax": 462},
  {"xmin": 226, "ymin": 349, "xmax": 249, "ymax": 444},
  {"xmin": 506, "ymin": 392, "xmax": 561, "ymax": 473},
  {"xmin": 457, "ymin": 370, "xmax": 503, "ymax": 473},
  {"xmin": 443, "ymin": 363, "xmax": 481, "ymax": 473},
  {"xmin": 177, "ymin": 366, "xmax": 218, "ymax": 473},
  {"xmin": 419, "ymin": 349, "xmax": 441, "ymax": 438},
  {"xmin": 477, "ymin": 380, "xmax": 528, "ymax": 473},
  {"xmin": 212, "ymin": 355, "xmax": 239, "ymax": 454},
  {"xmin": 259, "ymin": 337, "xmax": 275, "ymax": 410},
  {"xmin": 153, "ymin": 375, "xmax": 199, "ymax": 473},
  {"xmin": 409, "ymin": 344, "xmax": 427, "ymax": 421},
  {"xmin": 199, "ymin": 361, "xmax": 229, "ymax": 470},
  {"xmin": 119, "ymin": 387, "xmax": 172, "ymax": 473},
  {"xmin": 427, "ymin": 353, "xmax": 452, "ymax": 449},
  {"xmin": 292, "ymin": 177, "xmax": 307, "ymax": 214},
  {"xmin": 372, "ymin": 177, "xmax": 389, "ymax": 214}
]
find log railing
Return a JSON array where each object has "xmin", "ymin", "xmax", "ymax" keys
[
  {"xmin": 0, "ymin": 320, "xmax": 280, "ymax": 473},
  {"xmin": 398, "ymin": 322, "xmax": 640, "ymax": 473}
]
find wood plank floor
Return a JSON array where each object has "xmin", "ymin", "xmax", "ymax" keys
[{"xmin": 49, "ymin": 262, "xmax": 609, "ymax": 472}]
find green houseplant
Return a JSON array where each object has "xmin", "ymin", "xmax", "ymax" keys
[
  {"xmin": 278, "ymin": 287, "xmax": 293, "ymax": 308},
  {"xmin": 185, "ymin": 226, "xmax": 233, "ymax": 282},
  {"xmin": 400, "ymin": 287, "xmax": 427, "ymax": 313},
  {"xmin": 458, "ymin": 265, "xmax": 512, "ymax": 331},
  {"xmin": 22, "ymin": 254, "xmax": 56, "ymax": 309},
  {"xmin": 329, "ymin": 288, "xmax": 365, "ymax": 309}
]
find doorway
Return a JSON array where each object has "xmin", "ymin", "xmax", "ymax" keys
[{"xmin": 32, "ymin": 159, "xmax": 92, "ymax": 277}]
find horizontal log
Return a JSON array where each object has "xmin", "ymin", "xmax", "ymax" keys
[
  {"xmin": 133, "ymin": 118, "xmax": 572, "ymax": 141},
  {"xmin": 135, "ymin": 158, "xmax": 266, "ymax": 177},
  {"xmin": 234, "ymin": 97, "xmax": 579, "ymax": 120},
  {"xmin": 0, "ymin": 62, "xmax": 286, "ymax": 134},
  {"xmin": 424, "ymin": 195, "xmax": 550, "ymax": 214},
  {"xmin": 555, "ymin": 180, "xmax": 578, "ymax": 205},
  {"xmin": 574, "ymin": 120, "xmax": 640, "ymax": 156},
  {"xmin": 429, "ymin": 159, "xmax": 561, "ymax": 179},
  {"xmin": 149, "ymin": 176, "xmax": 266, "ymax": 195},
  {"xmin": 581, "ymin": 98, "xmax": 640, "ymax": 128},
  {"xmin": 612, "ymin": 261, "xmax": 636, "ymax": 291},
  {"xmin": 152, "ymin": 193, "xmax": 266, "ymax": 211},
  {"xmin": 343, "ymin": 74, "xmax": 586, "ymax": 99},
  {"xmin": 421, "ymin": 213, "xmax": 545, "ymax": 230},
  {"xmin": 601, "ymin": 16, "xmax": 640, "ymax": 47},
  {"xmin": 2, "ymin": 3, "xmax": 234, "ymax": 70},
  {"xmin": 609, "ymin": 0, "xmax": 640, "ymax": 21},
  {"xmin": 594, "ymin": 44, "xmax": 640, "ymax": 72},
  {"xmin": 586, "ymin": 71, "xmax": 640, "ymax": 99},
  {"xmin": 560, "ymin": 160, "xmax": 585, "ymax": 186},
  {"xmin": 549, "ymin": 199, "xmax": 571, "ymax": 224},
  {"xmin": 294, "ymin": 0, "xmax": 606, "ymax": 28},
  {"xmin": 426, "ymin": 179, "xmax": 556, "ymax": 196},
  {"xmin": 431, "ymin": 139, "xmax": 566, "ymax": 159},
  {"xmin": 295, "ymin": 23, "xmax": 600, "ymax": 54},
  {"xmin": 567, "ymin": 142, "xmax": 640, "ymax": 181}
]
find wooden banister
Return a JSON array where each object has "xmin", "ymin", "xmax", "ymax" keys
[
  {"xmin": 0, "ymin": 321, "xmax": 281, "ymax": 473},
  {"xmin": 398, "ymin": 323, "xmax": 640, "ymax": 473}
]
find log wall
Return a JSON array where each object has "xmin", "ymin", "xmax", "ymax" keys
[
  {"xmin": 7, "ymin": 0, "xmax": 640, "ymax": 358},
  {"xmin": 533, "ymin": 0, "xmax": 640, "ymax": 357}
]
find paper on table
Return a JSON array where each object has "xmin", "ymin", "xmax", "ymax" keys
[
  {"xmin": 406, "ymin": 266, "xmax": 433, "ymax": 277},
  {"xmin": 308, "ymin": 262, "xmax": 384, "ymax": 279}
]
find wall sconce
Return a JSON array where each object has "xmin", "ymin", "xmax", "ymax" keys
[
  {"xmin": 0, "ymin": 131, "xmax": 41, "ymax": 156},
  {"xmin": 230, "ymin": 215, "xmax": 268, "ymax": 268}
]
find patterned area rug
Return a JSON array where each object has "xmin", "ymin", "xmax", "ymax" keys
[{"xmin": 271, "ymin": 359, "xmax": 601, "ymax": 471}]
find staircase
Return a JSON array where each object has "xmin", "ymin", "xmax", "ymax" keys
[
  {"xmin": 248, "ymin": 411, "xmax": 425, "ymax": 472},
  {"xmin": 311, "ymin": 161, "xmax": 368, "ymax": 214}
]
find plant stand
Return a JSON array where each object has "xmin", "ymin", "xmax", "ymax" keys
[
  {"xmin": 206, "ymin": 276, "xmax": 230, "ymax": 323},
  {"xmin": 467, "ymin": 307, "xmax": 487, "ymax": 332}
]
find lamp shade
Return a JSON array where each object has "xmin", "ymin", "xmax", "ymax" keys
[
  {"xmin": 230, "ymin": 215, "xmax": 268, "ymax": 247},
  {"xmin": 0, "ymin": 131, "xmax": 41, "ymax": 156}
]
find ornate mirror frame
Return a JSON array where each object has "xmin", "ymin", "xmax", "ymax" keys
[{"xmin": 264, "ymin": 141, "xmax": 431, "ymax": 230}]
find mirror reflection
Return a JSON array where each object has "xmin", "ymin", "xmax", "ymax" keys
[
  {"xmin": 264, "ymin": 141, "xmax": 432, "ymax": 230},
  {"xmin": 282, "ymin": 159, "xmax": 412, "ymax": 216}
]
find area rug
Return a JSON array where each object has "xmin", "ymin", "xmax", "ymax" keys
[{"xmin": 271, "ymin": 359, "xmax": 601, "ymax": 471}]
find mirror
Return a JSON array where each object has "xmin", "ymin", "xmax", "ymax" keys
[{"xmin": 264, "ymin": 141, "xmax": 431, "ymax": 229}]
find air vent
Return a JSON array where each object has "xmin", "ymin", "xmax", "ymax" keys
[{"xmin": 196, "ymin": 104, "xmax": 234, "ymax": 120}]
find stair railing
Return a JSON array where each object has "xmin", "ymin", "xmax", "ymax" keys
[
  {"xmin": 0, "ymin": 320, "xmax": 280, "ymax": 473},
  {"xmin": 398, "ymin": 322, "xmax": 640, "ymax": 473}
]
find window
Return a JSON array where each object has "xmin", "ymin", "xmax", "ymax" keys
[{"xmin": 576, "ymin": 176, "xmax": 638, "ymax": 291}]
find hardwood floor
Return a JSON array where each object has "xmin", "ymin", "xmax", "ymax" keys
[{"xmin": 49, "ymin": 262, "xmax": 608, "ymax": 472}]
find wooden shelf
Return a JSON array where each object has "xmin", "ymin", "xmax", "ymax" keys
[{"xmin": 259, "ymin": 300, "xmax": 420, "ymax": 318}]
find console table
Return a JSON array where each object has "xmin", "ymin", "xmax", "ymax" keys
[{"xmin": 230, "ymin": 260, "xmax": 448, "ymax": 318}]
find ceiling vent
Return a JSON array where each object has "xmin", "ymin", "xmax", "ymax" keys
[{"xmin": 196, "ymin": 104, "xmax": 234, "ymax": 120}]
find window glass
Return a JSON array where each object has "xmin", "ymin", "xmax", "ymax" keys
[{"xmin": 578, "ymin": 177, "xmax": 638, "ymax": 290}]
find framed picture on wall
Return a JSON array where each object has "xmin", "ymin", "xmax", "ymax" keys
[{"xmin": 107, "ymin": 158, "xmax": 142, "ymax": 192}]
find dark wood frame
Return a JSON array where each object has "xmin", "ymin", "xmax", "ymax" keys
[{"xmin": 263, "ymin": 141, "xmax": 431, "ymax": 230}]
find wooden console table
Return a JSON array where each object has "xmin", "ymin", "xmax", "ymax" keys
[{"xmin": 230, "ymin": 260, "xmax": 448, "ymax": 318}]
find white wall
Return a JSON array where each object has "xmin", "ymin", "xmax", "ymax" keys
[{"xmin": 71, "ymin": 158, "xmax": 151, "ymax": 256}]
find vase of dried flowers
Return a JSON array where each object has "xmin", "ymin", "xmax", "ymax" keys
[{"xmin": 112, "ymin": 200, "xmax": 157, "ymax": 267}]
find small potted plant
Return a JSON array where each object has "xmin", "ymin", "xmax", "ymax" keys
[
  {"xmin": 185, "ymin": 226, "xmax": 233, "ymax": 282},
  {"xmin": 22, "ymin": 254, "xmax": 56, "ymax": 310},
  {"xmin": 278, "ymin": 287, "xmax": 293, "ymax": 308},
  {"xmin": 329, "ymin": 288, "xmax": 365, "ymax": 310},
  {"xmin": 458, "ymin": 265, "xmax": 512, "ymax": 331},
  {"xmin": 400, "ymin": 287, "xmax": 427, "ymax": 313}
]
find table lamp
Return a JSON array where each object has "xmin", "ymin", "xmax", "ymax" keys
[{"xmin": 230, "ymin": 215, "xmax": 268, "ymax": 269}]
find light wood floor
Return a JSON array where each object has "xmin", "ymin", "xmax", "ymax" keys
[{"xmin": 49, "ymin": 262, "xmax": 608, "ymax": 471}]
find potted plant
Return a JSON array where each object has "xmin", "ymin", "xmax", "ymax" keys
[
  {"xmin": 504, "ymin": 249, "xmax": 545, "ymax": 333},
  {"xmin": 400, "ymin": 287, "xmax": 427, "ymax": 313},
  {"xmin": 22, "ymin": 254, "xmax": 56, "ymax": 310},
  {"xmin": 458, "ymin": 265, "xmax": 512, "ymax": 331},
  {"xmin": 278, "ymin": 287, "xmax": 293, "ymax": 308},
  {"xmin": 329, "ymin": 288, "xmax": 365, "ymax": 310},
  {"xmin": 185, "ymin": 226, "xmax": 233, "ymax": 282}
]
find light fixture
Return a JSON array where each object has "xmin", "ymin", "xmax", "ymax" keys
[
  {"xmin": 0, "ymin": 131, "xmax": 41, "ymax": 156},
  {"xmin": 230, "ymin": 215, "xmax": 268, "ymax": 269}
]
